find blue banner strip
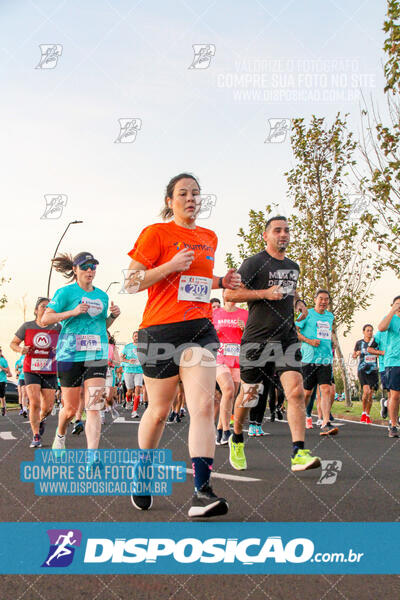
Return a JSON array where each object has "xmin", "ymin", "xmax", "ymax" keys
[{"xmin": 0, "ymin": 522, "xmax": 398, "ymax": 574}]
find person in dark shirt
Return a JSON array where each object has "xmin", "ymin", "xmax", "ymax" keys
[
  {"xmin": 225, "ymin": 216, "xmax": 322, "ymax": 472},
  {"xmin": 352, "ymin": 324, "xmax": 382, "ymax": 424}
]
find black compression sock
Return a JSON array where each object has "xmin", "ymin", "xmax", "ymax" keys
[
  {"xmin": 232, "ymin": 432, "xmax": 244, "ymax": 443},
  {"xmin": 292, "ymin": 441, "xmax": 304, "ymax": 457}
]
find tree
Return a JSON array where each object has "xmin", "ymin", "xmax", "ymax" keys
[
  {"xmin": 355, "ymin": 0, "xmax": 400, "ymax": 276},
  {"xmin": 227, "ymin": 114, "xmax": 384, "ymax": 407},
  {"xmin": 0, "ymin": 261, "xmax": 9, "ymax": 310}
]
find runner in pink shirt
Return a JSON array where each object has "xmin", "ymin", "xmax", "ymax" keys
[{"xmin": 213, "ymin": 291, "xmax": 248, "ymax": 445}]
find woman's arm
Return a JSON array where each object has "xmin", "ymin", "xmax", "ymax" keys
[{"xmin": 125, "ymin": 250, "xmax": 194, "ymax": 293}]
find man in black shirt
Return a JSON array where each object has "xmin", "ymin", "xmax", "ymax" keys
[{"xmin": 225, "ymin": 216, "xmax": 321, "ymax": 472}]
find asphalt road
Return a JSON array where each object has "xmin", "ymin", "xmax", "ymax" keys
[{"xmin": 0, "ymin": 406, "xmax": 399, "ymax": 599}]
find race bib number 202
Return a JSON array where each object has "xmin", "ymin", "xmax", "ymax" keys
[{"xmin": 178, "ymin": 276, "xmax": 212, "ymax": 303}]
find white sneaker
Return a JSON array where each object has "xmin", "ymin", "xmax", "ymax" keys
[
  {"xmin": 111, "ymin": 405, "xmax": 119, "ymax": 420},
  {"xmin": 52, "ymin": 430, "xmax": 66, "ymax": 450},
  {"xmin": 316, "ymin": 419, "xmax": 323, "ymax": 426},
  {"xmin": 131, "ymin": 411, "xmax": 139, "ymax": 419}
]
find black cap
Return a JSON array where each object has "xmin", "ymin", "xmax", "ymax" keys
[{"xmin": 72, "ymin": 252, "xmax": 99, "ymax": 267}]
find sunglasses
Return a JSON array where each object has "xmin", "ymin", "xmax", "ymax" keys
[{"xmin": 80, "ymin": 263, "xmax": 97, "ymax": 271}]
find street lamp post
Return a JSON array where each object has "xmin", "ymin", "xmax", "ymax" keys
[
  {"xmin": 46, "ymin": 220, "xmax": 83, "ymax": 297},
  {"xmin": 106, "ymin": 281, "xmax": 120, "ymax": 294}
]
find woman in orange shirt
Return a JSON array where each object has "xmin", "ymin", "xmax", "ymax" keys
[{"xmin": 126, "ymin": 173, "xmax": 241, "ymax": 518}]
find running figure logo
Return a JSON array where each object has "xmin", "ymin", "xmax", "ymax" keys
[
  {"xmin": 35, "ymin": 44, "xmax": 63, "ymax": 69},
  {"xmin": 40, "ymin": 194, "xmax": 68, "ymax": 220},
  {"xmin": 42, "ymin": 529, "xmax": 81, "ymax": 567},
  {"xmin": 317, "ymin": 460, "xmax": 342, "ymax": 485},
  {"xmin": 196, "ymin": 194, "xmax": 217, "ymax": 219},
  {"xmin": 114, "ymin": 118, "xmax": 142, "ymax": 143},
  {"xmin": 188, "ymin": 44, "xmax": 216, "ymax": 69},
  {"xmin": 264, "ymin": 119, "xmax": 291, "ymax": 143}
]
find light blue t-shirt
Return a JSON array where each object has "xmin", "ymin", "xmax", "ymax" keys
[
  {"xmin": 383, "ymin": 314, "xmax": 400, "ymax": 368},
  {"xmin": 15, "ymin": 356, "xmax": 25, "ymax": 381},
  {"xmin": 374, "ymin": 330, "xmax": 387, "ymax": 372},
  {"xmin": 47, "ymin": 282, "xmax": 109, "ymax": 363},
  {"xmin": 296, "ymin": 308, "xmax": 334, "ymax": 365},
  {"xmin": 0, "ymin": 357, "xmax": 9, "ymax": 383},
  {"xmin": 121, "ymin": 343, "xmax": 143, "ymax": 374}
]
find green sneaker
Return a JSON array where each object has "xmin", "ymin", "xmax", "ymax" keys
[
  {"xmin": 229, "ymin": 436, "xmax": 247, "ymax": 470},
  {"xmin": 291, "ymin": 449, "xmax": 321, "ymax": 472}
]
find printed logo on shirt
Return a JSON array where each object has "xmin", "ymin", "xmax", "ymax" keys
[
  {"xmin": 268, "ymin": 269, "xmax": 299, "ymax": 297},
  {"xmin": 81, "ymin": 298, "xmax": 104, "ymax": 318},
  {"xmin": 33, "ymin": 332, "xmax": 52, "ymax": 349},
  {"xmin": 172, "ymin": 242, "xmax": 214, "ymax": 254}
]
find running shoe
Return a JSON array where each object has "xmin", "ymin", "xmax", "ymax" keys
[
  {"xmin": 131, "ymin": 495, "xmax": 153, "ymax": 510},
  {"xmin": 19, "ymin": 409, "xmax": 24, "ymax": 416},
  {"xmin": 220, "ymin": 430, "xmax": 231, "ymax": 445},
  {"xmin": 100, "ymin": 413, "xmax": 105, "ymax": 425},
  {"xmin": 291, "ymin": 449, "xmax": 321, "ymax": 471},
  {"xmin": 306, "ymin": 417, "xmax": 313, "ymax": 429},
  {"xmin": 276, "ymin": 408, "xmax": 283, "ymax": 420},
  {"xmin": 388, "ymin": 426, "xmax": 399, "ymax": 438},
  {"xmin": 270, "ymin": 412, "xmax": 275, "ymax": 422},
  {"xmin": 316, "ymin": 418, "xmax": 323, "ymax": 426},
  {"xmin": 365, "ymin": 415, "xmax": 372, "ymax": 424},
  {"xmin": 329, "ymin": 413, "xmax": 335, "ymax": 423},
  {"xmin": 188, "ymin": 484, "xmax": 229, "ymax": 518},
  {"xmin": 86, "ymin": 457, "xmax": 104, "ymax": 474},
  {"xmin": 111, "ymin": 405, "xmax": 120, "ymax": 420},
  {"xmin": 131, "ymin": 411, "xmax": 139, "ymax": 419},
  {"xmin": 71, "ymin": 420, "xmax": 84, "ymax": 435},
  {"xmin": 167, "ymin": 411, "xmax": 175, "ymax": 423},
  {"xmin": 215, "ymin": 429, "xmax": 223, "ymax": 446},
  {"xmin": 380, "ymin": 398, "xmax": 388, "ymax": 419},
  {"xmin": 180, "ymin": 408, "xmax": 186, "ymax": 418},
  {"xmin": 360, "ymin": 413, "xmax": 367, "ymax": 423},
  {"xmin": 39, "ymin": 419, "xmax": 46, "ymax": 437},
  {"xmin": 320, "ymin": 424, "xmax": 339, "ymax": 436},
  {"xmin": 255, "ymin": 425, "xmax": 266, "ymax": 436},
  {"xmin": 22, "ymin": 410, "xmax": 28, "ymax": 418},
  {"xmin": 229, "ymin": 417, "xmax": 234, "ymax": 427},
  {"xmin": 174, "ymin": 413, "xmax": 181, "ymax": 423},
  {"xmin": 51, "ymin": 404, "xmax": 57, "ymax": 416},
  {"xmin": 52, "ymin": 429, "xmax": 66, "ymax": 451},
  {"xmin": 247, "ymin": 424, "xmax": 256, "ymax": 437},
  {"xmin": 1, "ymin": 407, "xmax": 5, "ymax": 416},
  {"xmin": 229, "ymin": 436, "xmax": 247, "ymax": 470},
  {"xmin": 30, "ymin": 434, "xmax": 42, "ymax": 448}
]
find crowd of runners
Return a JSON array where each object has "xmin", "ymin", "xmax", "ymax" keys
[{"xmin": 1, "ymin": 172, "xmax": 399, "ymax": 518}]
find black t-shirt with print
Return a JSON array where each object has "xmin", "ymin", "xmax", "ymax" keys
[{"xmin": 237, "ymin": 250, "xmax": 299, "ymax": 343}]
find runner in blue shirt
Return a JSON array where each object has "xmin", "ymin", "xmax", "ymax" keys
[
  {"xmin": 0, "ymin": 348, "xmax": 12, "ymax": 416},
  {"xmin": 121, "ymin": 331, "xmax": 143, "ymax": 418},
  {"xmin": 378, "ymin": 295, "xmax": 400, "ymax": 438},
  {"xmin": 296, "ymin": 289, "xmax": 338, "ymax": 436},
  {"xmin": 15, "ymin": 355, "xmax": 28, "ymax": 417},
  {"xmin": 374, "ymin": 329, "xmax": 389, "ymax": 419},
  {"xmin": 42, "ymin": 251, "xmax": 121, "ymax": 455}
]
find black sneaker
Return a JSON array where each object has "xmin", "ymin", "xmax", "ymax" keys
[
  {"xmin": 388, "ymin": 426, "xmax": 399, "ymax": 438},
  {"xmin": 215, "ymin": 429, "xmax": 223, "ymax": 446},
  {"xmin": 270, "ymin": 412, "xmax": 276, "ymax": 422},
  {"xmin": 130, "ymin": 495, "xmax": 153, "ymax": 510},
  {"xmin": 276, "ymin": 408, "xmax": 283, "ymax": 420},
  {"xmin": 220, "ymin": 430, "xmax": 231, "ymax": 446},
  {"xmin": 39, "ymin": 419, "xmax": 46, "ymax": 436},
  {"xmin": 380, "ymin": 398, "xmax": 388, "ymax": 419},
  {"xmin": 329, "ymin": 413, "xmax": 335, "ymax": 423},
  {"xmin": 72, "ymin": 420, "xmax": 84, "ymax": 435},
  {"xmin": 174, "ymin": 413, "xmax": 181, "ymax": 423},
  {"xmin": 167, "ymin": 411, "xmax": 175, "ymax": 424},
  {"xmin": 1, "ymin": 407, "xmax": 5, "ymax": 416},
  {"xmin": 188, "ymin": 484, "xmax": 229, "ymax": 518}
]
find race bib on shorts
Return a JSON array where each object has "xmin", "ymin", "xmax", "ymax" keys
[
  {"xmin": 223, "ymin": 343, "xmax": 240, "ymax": 356},
  {"xmin": 31, "ymin": 358, "xmax": 52, "ymax": 372},
  {"xmin": 178, "ymin": 276, "xmax": 212, "ymax": 303},
  {"xmin": 75, "ymin": 334, "xmax": 101, "ymax": 352},
  {"xmin": 364, "ymin": 354, "xmax": 376, "ymax": 363},
  {"xmin": 317, "ymin": 321, "xmax": 331, "ymax": 340}
]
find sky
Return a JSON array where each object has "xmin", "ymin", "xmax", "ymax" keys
[{"xmin": 0, "ymin": 0, "xmax": 398, "ymax": 372}]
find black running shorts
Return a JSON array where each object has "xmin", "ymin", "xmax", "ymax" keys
[{"xmin": 137, "ymin": 318, "xmax": 219, "ymax": 379}]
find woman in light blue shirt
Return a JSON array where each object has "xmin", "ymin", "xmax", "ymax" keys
[{"xmin": 43, "ymin": 251, "xmax": 121, "ymax": 454}]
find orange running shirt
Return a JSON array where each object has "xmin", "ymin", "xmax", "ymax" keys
[{"xmin": 128, "ymin": 221, "xmax": 218, "ymax": 328}]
